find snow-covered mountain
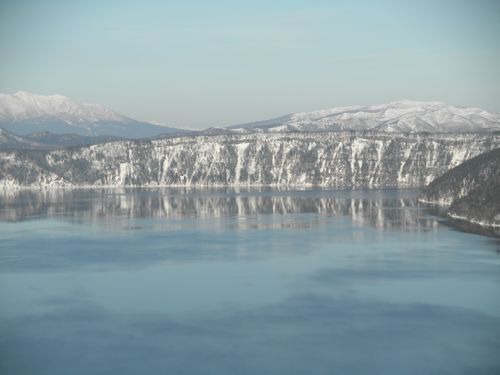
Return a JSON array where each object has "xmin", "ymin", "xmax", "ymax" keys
[
  {"xmin": 0, "ymin": 91, "xmax": 185, "ymax": 138},
  {"xmin": 229, "ymin": 100, "xmax": 500, "ymax": 133}
]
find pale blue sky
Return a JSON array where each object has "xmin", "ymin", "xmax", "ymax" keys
[{"xmin": 1, "ymin": 0, "xmax": 499, "ymax": 128}]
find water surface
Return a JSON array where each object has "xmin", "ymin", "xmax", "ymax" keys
[{"xmin": 1, "ymin": 188, "xmax": 499, "ymax": 375}]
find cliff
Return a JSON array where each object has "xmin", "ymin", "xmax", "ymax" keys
[{"xmin": 1, "ymin": 132, "xmax": 499, "ymax": 189}]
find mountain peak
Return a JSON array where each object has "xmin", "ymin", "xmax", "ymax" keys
[
  {"xmin": 12, "ymin": 91, "xmax": 69, "ymax": 102},
  {"xmin": 385, "ymin": 99, "xmax": 446, "ymax": 107},
  {"xmin": 0, "ymin": 91, "xmax": 183, "ymax": 138},
  {"xmin": 13, "ymin": 90, "xmax": 32, "ymax": 97},
  {"xmin": 0, "ymin": 91, "xmax": 122, "ymax": 123}
]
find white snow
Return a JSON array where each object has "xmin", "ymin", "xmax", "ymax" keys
[
  {"xmin": 0, "ymin": 91, "xmax": 127, "ymax": 124},
  {"xmin": 230, "ymin": 100, "xmax": 500, "ymax": 133},
  {"xmin": 448, "ymin": 213, "xmax": 500, "ymax": 228},
  {"xmin": 2, "ymin": 131, "xmax": 498, "ymax": 189}
]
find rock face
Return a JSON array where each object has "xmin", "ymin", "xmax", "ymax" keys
[
  {"xmin": 1, "ymin": 132, "xmax": 499, "ymax": 189},
  {"xmin": 419, "ymin": 148, "xmax": 500, "ymax": 227}
]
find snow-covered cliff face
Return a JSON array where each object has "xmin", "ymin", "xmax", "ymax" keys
[{"xmin": 1, "ymin": 132, "xmax": 499, "ymax": 188}]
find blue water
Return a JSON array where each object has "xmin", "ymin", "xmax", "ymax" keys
[{"xmin": 0, "ymin": 188, "xmax": 499, "ymax": 375}]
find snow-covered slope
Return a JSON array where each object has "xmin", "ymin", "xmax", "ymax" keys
[
  {"xmin": 420, "ymin": 148, "xmax": 500, "ymax": 229},
  {"xmin": 1, "ymin": 132, "xmax": 499, "ymax": 188},
  {"xmin": 0, "ymin": 91, "xmax": 184, "ymax": 138},
  {"xmin": 229, "ymin": 101, "xmax": 500, "ymax": 133}
]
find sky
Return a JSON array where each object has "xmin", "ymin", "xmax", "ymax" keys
[{"xmin": 0, "ymin": 0, "xmax": 499, "ymax": 129}]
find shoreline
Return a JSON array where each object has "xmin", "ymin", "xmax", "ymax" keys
[{"xmin": 419, "ymin": 199, "xmax": 500, "ymax": 231}]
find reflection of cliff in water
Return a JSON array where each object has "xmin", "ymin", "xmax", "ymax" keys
[{"xmin": 0, "ymin": 189, "xmax": 439, "ymax": 231}]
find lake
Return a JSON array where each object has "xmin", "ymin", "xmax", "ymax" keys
[{"xmin": 1, "ymin": 188, "xmax": 499, "ymax": 375}]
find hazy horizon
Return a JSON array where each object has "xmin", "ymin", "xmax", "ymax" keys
[{"xmin": 1, "ymin": 0, "xmax": 499, "ymax": 129}]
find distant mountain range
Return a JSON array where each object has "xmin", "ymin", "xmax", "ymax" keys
[
  {"xmin": 0, "ymin": 128, "xmax": 123, "ymax": 151},
  {"xmin": 2, "ymin": 92, "xmax": 500, "ymax": 151},
  {"xmin": 228, "ymin": 100, "xmax": 500, "ymax": 133},
  {"xmin": 0, "ymin": 91, "xmax": 185, "ymax": 138},
  {"xmin": 0, "ymin": 128, "xmax": 42, "ymax": 150}
]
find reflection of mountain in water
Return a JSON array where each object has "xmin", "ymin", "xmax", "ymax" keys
[{"xmin": 0, "ymin": 189, "xmax": 439, "ymax": 232}]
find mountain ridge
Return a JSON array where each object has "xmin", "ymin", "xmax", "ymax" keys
[
  {"xmin": 3, "ymin": 93, "xmax": 500, "ymax": 138},
  {"xmin": 0, "ymin": 91, "xmax": 185, "ymax": 138},
  {"xmin": 228, "ymin": 100, "xmax": 500, "ymax": 133}
]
